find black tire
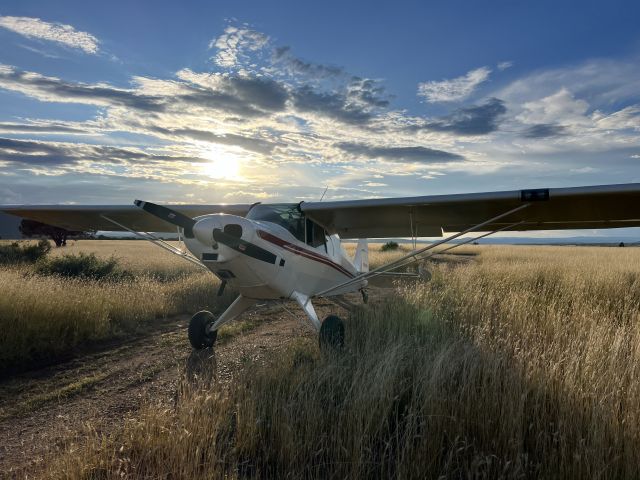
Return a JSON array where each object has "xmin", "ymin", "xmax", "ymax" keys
[
  {"xmin": 319, "ymin": 315, "xmax": 345, "ymax": 351},
  {"xmin": 188, "ymin": 311, "xmax": 218, "ymax": 349}
]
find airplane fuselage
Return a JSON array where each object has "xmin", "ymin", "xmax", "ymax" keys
[{"xmin": 183, "ymin": 213, "xmax": 366, "ymax": 300}]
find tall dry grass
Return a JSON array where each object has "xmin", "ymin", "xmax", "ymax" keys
[
  {"xmin": 47, "ymin": 245, "xmax": 640, "ymax": 479},
  {"xmin": 0, "ymin": 241, "xmax": 232, "ymax": 373}
]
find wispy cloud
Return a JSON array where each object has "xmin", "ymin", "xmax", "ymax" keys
[
  {"xmin": 209, "ymin": 25, "xmax": 269, "ymax": 68},
  {"xmin": 272, "ymin": 46, "xmax": 344, "ymax": 79},
  {"xmin": 0, "ymin": 64, "xmax": 161, "ymax": 109},
  {"xmin": 0, "ymin": 120, "xmax": 93, "ymax": 135},
  {"xmin": 497, "ymin": 61, "xmax": 513, "ymax": 71},
  {"xmin": 418, "ymin": 66, "xmax": 491, "ymax": 103},
  {"xmin": 0, "ymin": 16, "xmax": 99, "ymax": 54}
]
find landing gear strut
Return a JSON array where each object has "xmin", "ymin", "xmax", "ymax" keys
[
  {"xmin": 319, "ymin": 315, "xmax": 345, "ymax": 351},
  {"xmin": 188, "ymin": 310, "xmax": 218, "ymax": 349}
]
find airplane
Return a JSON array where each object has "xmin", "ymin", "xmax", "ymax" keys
[{"xmin": 3, "ymin": 182, "xmax": 640, "ymax": 350}]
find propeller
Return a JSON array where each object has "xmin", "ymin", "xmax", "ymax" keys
[
  {"xmin": 213, "ymin": 228, "xmax": 277, "ymax": 264},
  {"xmin": 134, "ymin": 200, "xmax": 196, "ymax": 238}
]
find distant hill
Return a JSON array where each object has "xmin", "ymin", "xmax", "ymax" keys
[{"xmin": 0, "ymin": 212, "xmax": 21, "ymax": 239}]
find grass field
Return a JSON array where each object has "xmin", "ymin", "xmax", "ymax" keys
[
  {"xmin": 0, "ymin": 240, "xmax": 235, "ymax": 374},
  {"xmin": 37, "ymin": 243, "xmax": 640, "ymax": 479},
  {"xmin": 0, "ymin": 239, "xmax": 411, "ymax": 374}
]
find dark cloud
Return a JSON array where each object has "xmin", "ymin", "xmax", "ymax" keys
[
  {"xmin": 0, "ymin": 65, "xmax": 289, "ymax": 119},
  {"xmin": 521, "ymin": 123, "xmax": 568, "ymax": 139},
  {"xmin": 168, "ymin": 75, "xmax": 289, "ymax": 118},
  {"xmin": 0, "ymin": 122, "xmax": 88, "ymax": 134},
  {"xmin": 273, "ymin": 46, "xmax": 344, "ymax": 78},
  {"xmin": 0, "ymin": 137, "xmax": 72, "ymax": 165},
  {"xmin": 292, "ymin": 86, "xmax": 373, "ymax": 124},
  {"xmin": 0, "ymin": 137, "xmax": 202, "ymax": 167},
  {"xmin": 150, "ymin": 127, "xmax": 282, "ymax": 155},
  {"xmin": 419, "ymin": 98, "xmax": 507, "ymax": 135},
  {"xmin": 218, "ymin": 75, "xmax": 288, "ymax": 112},
  {"xmin": 0, "ymin": 65, "xmax": 163, "ymax": 111},
  {"xmin": 336, "ymin": 141, "xmax": 464, "ymax": 163},
  {"xmin": 347, "ymin": 77, "xmax": 390, "ymax": 108}
]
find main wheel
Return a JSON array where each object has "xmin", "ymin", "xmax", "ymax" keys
[
  {"xmin": 188, "ymin": 310, "xmax": 218, "ymax": 349},
  {"xmin": 319, "ymin": 315, "xmax": 345, "ymax": 351}
]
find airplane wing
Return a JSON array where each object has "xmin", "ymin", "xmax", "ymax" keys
[
  {"xmin": 0, "ymin": 204, "xmax": 252, "ymax": 232},
  {"xmin": 301, "ymin": 183, "xmax": 640, "ymax": 238}
]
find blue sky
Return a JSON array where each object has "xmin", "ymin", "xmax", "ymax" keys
[{"xmin": 1, "ymin": 0, "xmax": 640, "ymax": 236}]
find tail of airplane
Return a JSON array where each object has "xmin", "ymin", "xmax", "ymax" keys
[{"xmin": 353, "ymin": 238, "xmax": 369, "ymax": 273}]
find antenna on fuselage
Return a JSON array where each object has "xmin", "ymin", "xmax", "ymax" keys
[{"xmin": 319, "ymin": 186, "xmax": 329, "ymax": 201}]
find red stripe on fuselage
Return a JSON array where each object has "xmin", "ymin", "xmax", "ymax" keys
[{"xmin": 257, "ymin": 230, "xmax": 355, "ymax": 278}]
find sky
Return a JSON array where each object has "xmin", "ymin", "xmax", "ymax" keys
[{"xmin": 1, "ymin": 0, "xmax": 640, "ymax": 237}]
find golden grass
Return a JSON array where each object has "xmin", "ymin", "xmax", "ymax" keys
[
  {"xmin": 50, "ymin": 239, "xmax": 201, "ymax": 279},
  {"xmin": 0, "ymin": 240, "xmax": 406, "ymax": 373},
  {"xmin": 0, "ymin": 240, "xmax": 232, "ymax": 373},
  {"xmin": 45, "ymin": 244, "xmax": 640, "ymax": 479}
]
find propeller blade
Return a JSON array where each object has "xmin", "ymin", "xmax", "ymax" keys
[
  {"xmin": 134, "ymin": 200, "xmax": 196, "ymax": 237},
  {"xmin": 213, "ymin": 228, "xmax": 277, "ymax": 264}
]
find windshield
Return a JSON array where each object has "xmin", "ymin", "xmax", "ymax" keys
[{"xmin": 247, "ymin": 204, "xmax": 305, "ymax": 241}]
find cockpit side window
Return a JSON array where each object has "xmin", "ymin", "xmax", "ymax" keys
[
  {"xmin": 246, "ymin": 204, "xmax": 305, "ymax": 242},
  {"xmin": 305, "ymin": 218, "xmax": 327, "ymax": 249}
]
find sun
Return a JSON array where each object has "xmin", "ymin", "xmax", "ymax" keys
[{"xmin": 199, "ymin": 145, "xmax": 242, "ymax": 180}]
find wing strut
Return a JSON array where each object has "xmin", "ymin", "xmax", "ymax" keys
[
  {"xmin": 315, "ymin": 203, "xmax": 531, "ymax": 297},
  {"xmin": 100, "ymin": 215, "xmax": 209, "ymax": 271},
  {"xmin": 378, "ymin": 220, "xmax": 526, "ymax": 278}
]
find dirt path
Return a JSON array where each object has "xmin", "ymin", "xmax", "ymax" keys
[{"xmin": 0, "ymin": 298, "xmax": 348, "ymax": 478}]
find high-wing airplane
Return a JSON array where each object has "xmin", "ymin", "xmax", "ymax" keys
[{"xmin": 3, "ymin": 183, "xmax": 640, "ymax": 350}]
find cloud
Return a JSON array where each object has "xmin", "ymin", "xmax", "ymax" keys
[
  {"xmin": 362, "ymin": 181, "xmax": 387, "ymax": 187},
  {"xmin": 0, "ymin": 64, "xmax": 162, "ymax": 110},
  {"xmin": 0, "ymin": 16, "xmax": 99, "ymax": 54},
  {"xmin": 496, "ymin": 58, "xmax": 640, "ymax": 109},
  {"xmin": 173, "ymin": 69, "xmax": 289, "ymax": 116},
  {"xmin": 210, "ymin": 25, "xmax": 269, "ymax": 68},
  {"xmin": 593, "ymin": 105, "xmax": 640, "ymax": 131},
  {"xmin": 149, "ymin": 127, "xmax": 281, "ymax": 155},
  {"xmin": 497, "ymin": 61, "xmax": 513, "ymax": 71},
  {"xmin": 517, "ymin": 88, "xmax": 589, "ymax": 126},
  {"xmin": 336, "ymin": 142, "xmax": 464, "ymax": 163},
  {"xmin": 272, "ymin": 46, "xmax": 344, "ymax": 78},
  {"xmin": 521, "ymin": 123, "xmax": 568, "ymax": 139},
  {"xmin": 347, "ymin": 77, "xmax": 390, "ymax": 108},
  {"xmin": 0, "ymin": 121, "xmax": 89, "ymax": 135},
  {"xmin": 421, "ymin": 98, "xmax": 507, "ymax": 135},
  {"xmin": 292, "ymin": 86, "xmax": 373, "ymax": 124},
  {"xmin": 418, "ymin": 67, "xmax": 491, "ymax": 103},
  {"xmin": 0, "ymin": 65, "xmax": 291, "ymax": 119},
  {"xmin": 0, "ymin": 137, "xmax": 202, "ymax": 167}
]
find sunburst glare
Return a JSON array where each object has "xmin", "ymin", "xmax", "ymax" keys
[{"xmin": 199, "ymin": 145, "xmax": 242, "ymax": 180}]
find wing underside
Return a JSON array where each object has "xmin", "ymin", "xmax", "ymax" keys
[
  {"xmin": 3, "ymin": 183, "xmax": 640, "ymax": 237},
  {"xmin": 0, "ymin": 204, "xmax": 252, "ymax": 232},
  {"xmin": 301, "ymin": 183, "xmax": 640, "ymax": 238}
]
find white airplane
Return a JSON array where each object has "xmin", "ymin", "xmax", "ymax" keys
[{"xmin": 3, "ymin": 183, "xmax": 640, "ymax": 350}]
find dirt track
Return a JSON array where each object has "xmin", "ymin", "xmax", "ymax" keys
[{"xmin": 0, "ymin": 298, "xmax": 349, "ymax": 478}]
